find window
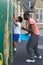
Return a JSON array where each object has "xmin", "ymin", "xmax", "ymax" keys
[
  {"xmin": 40, "ymin": 10, "xmax": 43, "ymax": 23},
  {"xmin": 35, "ymin": 9, "xmax": 43, "ymax": 24},
  {"xmin": 35, "ymin": 10, "xmax": 39, "ymax": 23}
]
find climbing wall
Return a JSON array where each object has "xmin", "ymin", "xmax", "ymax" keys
[
  {"xmin": 0, "ymin": 0, "xmax": 7, "ymax": 65},
  {"xmin": 0, "ymin": 0, "xmax": 17, "ymax": 65}
]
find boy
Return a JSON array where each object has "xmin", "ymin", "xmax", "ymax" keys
[{"xmin": 13, "ymin": 15, "xmax": 23, "ymax": 52}]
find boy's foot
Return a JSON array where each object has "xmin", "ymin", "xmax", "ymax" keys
[
  {"xmin": 13, "ymin": 48, "xmax": 17, "ymax": 55},
  {"xmin": 26, "ymin": 59, "xmax": 35, "ymax": 63},
  {"xmin": 14, "ymin": 48, "xmax": 17, "ymax": 52},
  {"xmin": 34, "ymin": 55, "xmax": 42, "ymax": 59}
]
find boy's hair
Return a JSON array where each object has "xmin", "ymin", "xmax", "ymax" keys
[{"xmin": 18, "ymin": 16, "xmax": 23, "ymax": 23}]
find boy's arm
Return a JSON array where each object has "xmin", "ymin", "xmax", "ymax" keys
[{"xmin": 13, "ymin": 17, "xmax": 18, "ymax": 26}]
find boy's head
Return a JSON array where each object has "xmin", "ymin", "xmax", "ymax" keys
[
  {"xmin": 23, "ymin": 12, "xmax": 30, "ymax": 20},
  {"xmin": 18, "ymin": 16, "xmax": 23, "ymax": 23}
]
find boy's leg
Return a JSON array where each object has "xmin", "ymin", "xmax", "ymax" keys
[
  {"xmin": 13, "ymin": 34, "xmax": 19, "ymax": 52},
  {"xmin": 13, "ymin": 41, "xmax": 17, "ymax": 52}
]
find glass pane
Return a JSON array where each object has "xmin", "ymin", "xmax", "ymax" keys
[
  {"xmin": 35, "ymin": 10, "xmax": 39, "ymax": 19},
  {"xmin": 35, "ymin": 10, "xmax": 39, "ymax": 14},
  {"xmin": 40, "ymin": 10, "xmax": 42, "ymax": 22},
  {"xmin": 40, "ymin": 10, "xmax": 43, "ymax": 23},
  {"xmin": 36, "ymin": 14, "xmax": 39, "ymax": 19}
]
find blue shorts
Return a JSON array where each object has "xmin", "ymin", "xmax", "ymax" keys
[{"xmin": 13, "ymin": 34, "xmax": 19, "ymax": 43}]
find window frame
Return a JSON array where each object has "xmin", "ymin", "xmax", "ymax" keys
[{"xmin": 35, "ymin": 8, "xmax": 43, "ymax": 24}]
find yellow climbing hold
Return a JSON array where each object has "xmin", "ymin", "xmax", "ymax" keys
[{"xmin": 0, "ymin": 53, "xmax": 3, "ymax": 65}]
